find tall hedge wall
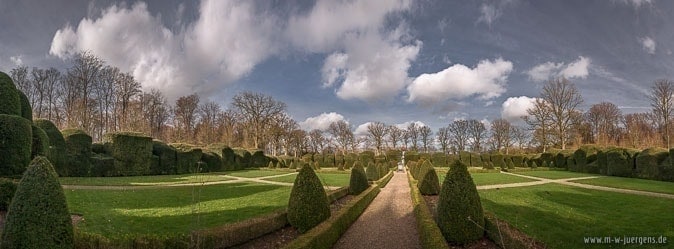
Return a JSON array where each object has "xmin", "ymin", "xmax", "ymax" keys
[
  {"xmin": 103, "ymin": 132, "xmax": 153, "ymax": 176},
  {"xmin": 34, "ymin": 119, "xmax": 67, "ymax": 176},
  {"xmin": 635, "ymin": 148, "xmax": 669, "ymax": 181},
  {"xmin": 0, "ymin": 114, "xmax": 32, "ymax": 177},
  {"xmin": 0, "ymin": 72, "xmax": 21, "ymax": 116},
  {"xmin": 172, "ymin": 143, "xmax": 203, "ymax": 174},
  {"xmin": 62, "ymin": 129, "xmax": 92, "ymax": 177}
]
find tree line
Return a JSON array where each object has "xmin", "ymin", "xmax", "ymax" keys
[{"xmin": 11, "ymin": 52, "xmax": 674, "ymax": 156}]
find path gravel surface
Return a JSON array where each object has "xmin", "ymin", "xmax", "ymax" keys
[{"xmin": 333, "ymin": 171, "xmax": 421, "ymax": 249}]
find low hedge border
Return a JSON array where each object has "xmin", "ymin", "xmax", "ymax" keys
[
  {"xmin": 283, "ymin": 184, "xmax": 381, "ymax": 249},
  {"xmin": 406, "ymin": 172, "xmax": 450, "ymax": 249},
  {"xmin": 484, "ymin": 212, "xmax": 545, "ymax": 249},
  {"xmin": 375, "ymin": 170, "xmax": 394, "ymax": 188}
]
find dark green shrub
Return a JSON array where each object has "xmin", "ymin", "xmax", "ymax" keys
[
  {"xmin": 491, "ymin": 153, "xmax": 506, "ymax": 169},
  {"xmin": 31, "ymin": 125, "xmax": 49, "ymax": 159},
  {"xmin": 480, "ymin": 153, "xmax": 491, "ymax": 166},
  {"xmin": 554, "ymin": 152, "xmax": 569, "ymax": 168},
  {"xmin": 635, "ymin": 148, "xmax": 669, "ymax": 180},
  {"xmin": 250, "ymin": 150, "xmax": 268, "ymax": 167},
  {"xmin": 661, "ymin": 149, "xmax": 674, "ymax": 182},
  {"xmin": 301, "ymin": 153, "xmax": 314, "ymax": 164},
  {"xmin": 233, "ymin": 148, "xmax": 252, "ymax": 168},
  {"xmin": 470, "ymin": 153, "xmax": 482, "ymax": 167},
  {"xmin": 323, "ymin": 154, "xmax": 336, "ymax": 167},
  {"xmin": 91, "ymin": 142, "xmax": 107, "ymax": 154},
  {"xmin": 0, "ymin": 72, "xmax": 20, "ymax": 116},
  {"xmin": 406, "ymin": 151, "xmax": 420, "ymax": 162},
  {"xmin": 483, "ymin": 161, "xmax": 494, "ymax": 169},
  {"xmin": 33, "ymin": 119, "xmax": 67, "ymax": 175},
  {"xmin": 349, "ymin": 161, "xmax": 369, "ymax": 195},
  {"xmin": 540, "ymin": 152, "xmax": 554, "ymax": 166},
  {"xmin": 431, "ymin": 152, "xmax": 446, "ymax": 167},
  {"xmin": 573, "ymin": 145, "xmax": 600, "ymax": 172},
  {"xmin": 459, "ymin": 151, "xmax": 471, "ymax": 166},
  {"xmin": 217, "ymin": 146, "xmax": 237, "ymax": 170},
  {"xmin": 103, "ymin": 132, "xmax": 152, "ymax": 176},
  {"xmin": 597, "ymin": 150, "xmax": 608, "ymax": 174},
  {"xmin": 606, "ymin": 149, "xmax": 637, "ymax": 177},
  {"xmin": 437, "ymin": 160, "xmax": 484, "ymax": 245},
  {"xmin": 507, "ymin": 158, "xmax": 515, "ymax": 169},
  {"xmin": 268, "ymin": 161, "xmax": 275, "ymax": 169},
  {"xmin": 337, "ymin": 163, "xmax": 344, "ymax": 171},
  {"xmin": 511, "ymin": 155, "xmax": 524, "ymax": 167},
  {"xmin": 90, "ymin": 154, "xmax": 114, "ymax": 177},
  {"xmin": 62, "ymin": 129, "xmax": 92, "ymax": 176},
  {"xmin": 567, "ymin": 157, "xmax": 575, "ymax": 170},
  {"xmin": 531, "ymin": 161, "xmax": 538, "ymax": 168},
  {"xmin": 344, "ymin": 152, "xmax": 358, "ymax": 167},
  {"xmin": 1, "ymin": 156, "xmax": 73, "ymax": 248},
  {"xmin": 201, "ymin": 151, "xmax": 223, "ymax": 172},
  {"xmin": 152, "ymin": 140, "xmax": 177, "ymax": 174},
  {"xmin": 418, "ymin": 164, "xmax": 440, "ymax": 195},
  {"xmin": 365, "ymin": 162, "xmax": 379, "ymax": 181},
  {"xmin": 0, "ymin": 178, "xmax": 17, "ymax": 211},
  {"xmin": 0, "ymin": 114, "xmax": 32, "ymax": 176},
  {"xmin": 171, "ymin": 143, "xmax": 203, "ymax": 174},
  {"xmin": 287, "ymin": 166, "xmax": 330, "ymax": 233},
  {"xmin": 17, "ymin": 90, "xmax": 32, "ymax": 122}
]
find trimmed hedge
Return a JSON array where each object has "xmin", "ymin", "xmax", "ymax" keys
[
  {"xmin": 250, "ymin": 150, "xmax": 268, "ymax": 168},
  {"xmin": 103, "ymin": 132, "xmax": 153, "ymax": 176},
  {"xmin": 407, "ymin": 172, "xmax": 451, "ymax": 249},
  {"xmin": 1, "ymin": 156, "xmax": 73, "ymax": 248},
  {"xmin": 34, "ymin": 119, "xmax": 67, "ymax": 176},
  {"xmin": 0, "ymin": 114, "xmax": 32, "ymax": 177},
  {"xmin": 233, "ymin": 148, "xmax": 252, "ymax": 168},
  {"xmin": 152, "ymin": 141, "xmax": 177, "ymax": 174},
  {"xmin": 31, "ymin": 125, "xmax": 49, "ymax": 158},
  {"xmin": 287, "ymin": 166, "xmax": 330, "ymax": 233},
  {"xmin": 90, "ymin": 154, "xmax": 114, "ymax": 177},
  {"xmin": 62, "ymin": 129, "xmax": 92, "ymax": 176},
  {"xmin": 0, "ymin": 71, "xmax": 21, "ymax": 116},
  {"xmin": 365, "ymin": 162, "xmax": 379, "ymax": 181},
  {"xmin": 470, "ymin": 153, "xmax": 483, "ymax": 167},
  {"xmin": 171, "ymin": 143, "xmax": 203, "ymax": 174},
  {"xmin": 349, "ymin": 162, "xmax": 369, "ymax": 195},
  {"xmin": 0, "ymin": 178, "xmax": 17, "ymax": 211},
  {"xmin": 605, "ymin": 148, "xmax": 638, "ymax": 177},
  {"xmin": 17, "ymin": 90, "xmax": 32, "ymax": 122},
  {"xmin": 572, "ymin": 145, "xmax": 600, "ymax": 173},
  {"xmin": 201, "ymin": 152, "xmax": 223, "ymax": 172},
  {"xmin": 418, "ymin": 164, "xmax": 440, "ymax": 195},
  {"xmin": 491, "ymin": 153, "xmax": 506, "ymax": 169},
  {"xmin": 635, "ymin": 148, "xmax": 669, "ymax": 181},
  {"xmin": 437, "ymin": 160, "xmax": 484, "ymax": 245}
]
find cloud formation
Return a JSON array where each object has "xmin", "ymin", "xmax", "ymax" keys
[
  {"xmin": 407, "ymin": 58, "xmax": 513, "ymax": 103},
  {"xmin": 9, "ymin": 55, "xmax": 22, "ymax": 66},
  {"xmin": 299, "ymin": 112, "xmax": 347, "ymax": 131},
  {"xmin": 639, "ymin": 36, "xmax": 656, "ymax": 54},
  {"xmin": 477, "ymin": 4, "xmax": 501, "ymax": 27},
  {"xmin": 501, "ymin": 96, "xmax": 537, "ymax": 122},
  {"xmin": 526, "ymin": 56, "xmax": 591, "ymax": 82}
]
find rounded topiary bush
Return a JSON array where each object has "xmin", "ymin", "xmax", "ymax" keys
[
  {"xmin": 17, "ymin": 90, "xmax": 32, "ymax": 122},
  {"xmin": 31, "ymin": 125, "xmax": 49, "ymax": 159},
  {"xmin": 0, "ymin": 71, "xmax": 21, "ymax": 116},
  {"xmin": 201, "ymin": 151, "xmax": 222, "ymax": 172},
  {"xmin": 349, "ymin": 161, "xmax": 369, "ymax": 195},
  {"xmin": 491, "ymin": 154, "xmax": 506, "ymax": 169},
  {"xmin": 606, "ymin": 148, "xmax": 637, "ymax": 177},
  {"xmin": 152, "ymin": 140, "xmax": 177, "ymax": 174},
  {"xmin": 250, "ymin": 150, "xmax": 268, "ymax": 168},
  {"xmin": 62, "ymin": 129, "xmax": 92, "ymax": 177},
  {"xmin": 171, "ymin": 143, "xmax": 203, "ymax": 174},
  {"xmin": 233, "ymin": 148, "xmax": 252, "ymax": 168},
  {"xmin": 437, "ymin": 160, "xmax": 484, "ymax": 245},
  {"xmin": 1, "ymin": 156, "xmax": 73, "ymax": 248},
  {"xmin": 287, "ymin": 165, "xmax": 330, "ymax": 233},
  {"xmin": 0, "ymin": 114, "xmax": 32, "ymax": 176},
  {"xmin": 418, "ymin": 163, "xmax": 440, "ymax": 195},
  {"xmin": 103, "ymin": 132, "xmax": 153, "ymax": 176},
  {"xmin": 34, "ymin": 119, "xmax": 67, "ymax": 176},
  {"xmin": 635, "ymin": 148, "xmax": 668, "ymax": 180},
  {"xmin": 0, "ymin": 178, "xmax": 17, "ymax": 211},
  {"xmin": 366, "ymin": 162, "xmax": 379, "ymax": 181}
]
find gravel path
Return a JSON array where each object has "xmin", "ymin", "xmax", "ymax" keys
[{"xmin": 333, "ymin": 171, "xmax": 421, "ymax": 249}]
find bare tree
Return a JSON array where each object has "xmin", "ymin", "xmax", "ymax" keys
[
  {"xmin": 388, "ymin": 125, "xmax": 403, "ymax": 149},
  {"xmin": 623, "ymin": 112, "xmax": 657, "ymax": 148},
  {"xmin": 328, "ymin": 120, "xmax": 353, "ymax": 154},
  {"xmin": 231, "ymin": 91, "xmax": 287, "ymax": 149},
  {"xmin": 174, "ymin": 94, "xmax": 200, "ymax": 142},
  {"xmin": 419, "ymin": 125, "xmax": 433, "ymax": 153},
  {"xmin": 491, "ymin": 118, "xmax": 512, "ymax": 154},
  {"xmin": 407, "ymin": 122, "xmax": 420, "ymax": 151},
  {"xmin": 585, "ymin": 102, "xmax": 622, "ymax": 145},
  {"xmin": 524, "ymin": 98, "xmax": 553, "ymax": 152},
  {"xmin": 467, "ymin": 120, "xmax": 487, "ymax": 152},
  {"xmin": 367, "ymin": 122, "xmax": 388, "ymax": 155},
  {"xmin": 448, "ymin": 120, "xmax": 470, "ymax": 152},
  {"xmin": 308, "ymin": 129, "xmax": 326, "ymax": 153},
  {"xmin": 66, "ymin": 52, "xmax": 104, "ymax": 132},
  {"xmin": 141, "ymin": 89, "xmax": 169, "ymax": 140},
  {"xmin": 217, "ymin": 109, "xmax": 238, "ymax": 147},
  {"xmin": 649, "ymin": 79, "xmax": 674, "ymax": 148},
  {"xmin": 196, "ymin": 101, "xmax": 221, "ymax": 145},
  {"xmin": 436, "ymin": 126, "xmax": 450, "ymax": 154},
  {"xmin": 511, "ymin": 126, "xmax": 529, "ymax": 150},
  {"xmin": 541, "ymin": 77, "xmax": 583, "ymax": 150}
]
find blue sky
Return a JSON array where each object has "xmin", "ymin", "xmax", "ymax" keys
[{"xmin": 0, "ymin": 0, "xmax": 671, "ymax": 133}]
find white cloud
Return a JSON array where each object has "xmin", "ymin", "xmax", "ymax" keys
[
  {"xmin": 501, "ymin": 96, "xmax": 537, "ymax": 122},
  {"xmin": 394, "ymin": 120, "xmax": 426, "ymax": 130},
  {"xmin": 477, "ymin": 4, "xmax": 501, "ymax": 27},
  {"xmin": 50, "ymin": 1, "xmax": 278, "ymax": 100},
  {"xmin": 354, "ymin": 122, "xmax": 372, "ymax": 137},
  {"xmin": 617, "ymin": 0, "xmax": 653, "ymax": 8},
  {"xmin": 407, "ymin": 58, "xmax": 513, "ymax": 103},
  {"xmin": 527, "ymin": 56, "xmax": 591, "ymax": 82},
  {"xmin": 299, "ymin": 112, "xmax": 347, "ymax": 131},
  {"xmin": 9, "ymin": 55, "xmax": 22, "ymax": 66},
  {"xmin": 639, "ymin": 36, "xmax": 656, "ymax": 54}
]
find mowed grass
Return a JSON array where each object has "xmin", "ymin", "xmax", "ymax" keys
[
  {"xmin": 479, "ymin": 183, "xmax": 674, "ymax": 249},
  {"xmin": 514, "ymin": 170, "xmax": 598, "ymax": 179},
  {"xmin": 224, "ymin": 169, "xmax": 294, "ymax": 178},
  {"xmin": 265, "ymin": 172, "xmax": 351, "ymax": 187},
  {"xmin": 59, "ymin": 173, "xmax": 233, "ymax": 186},
  {"xmin": 65, "ymin": 182, "xmax": 291, "ymax": 237},
  {"xmin": 572, "ymin": 177, "xmax": 674, "ymax": 195},
  {"xmin": 434, "ymin": 170, "xmax": 537, "ymax": 186}
]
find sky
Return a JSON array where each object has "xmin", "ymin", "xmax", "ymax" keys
[{"xmin": 0, "ymin": 0, "xmax": 672, "ymax": 134}]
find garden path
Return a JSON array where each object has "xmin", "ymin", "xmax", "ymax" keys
[{"xmin": 333, "ymin": 171, "xmax": 421, "ymax": 249}]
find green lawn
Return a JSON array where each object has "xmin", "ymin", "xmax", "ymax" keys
[
  {"xmin": 514, "ymin": 170, "xmax": 598, "ymax": 179},
  {"xmin": 572, "ymin": 177, "xmax": 674, "ymax": 195},
  {"xmin": 264, "ymin": 172, "xmax": 351, "ymax": 187},
  {"xmin": 224, "ymin": 169, "xmax": 294, "ymax": 178},
  {"xmin": 65, "ymin": 182, "xmax": 291, "ymax": 237},
  {"xmin": 434, "ymin": 171, "xmax": 538, "ymax": 186},
  {"xmin": 59, "ymin": 173, "xmax": 233, "ymax": 186},
  {"xmin": 479, "ymin": 183, "xmax": 674, "ymax": 248}
]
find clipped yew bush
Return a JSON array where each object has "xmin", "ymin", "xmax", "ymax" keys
[
  {"xmin": 234, "ymin": 148, "xmax": 252, "ymax": 168},
  {"xmin": 418, "ymin": 163, "xmax": 440, "ymax": 195},
  {"xmin": 1, "ymin": 156, "xmax": 73, "ymax": 248},
  {"xmin": 366, "ymin": 162, "xmax": 379, "ymax": 181},
  {"xmin": 62, "ymin": 129, "xmax": 92, "ymax": 176},
  {"xmin": 90, "ymin": 154, "xmax": 114, "ymax": 177},
  {"xmin": 437, "ymin": 160, "xmax": 484, "ymax": 245},
  {"xmin": 172, "ymin": 143, "xmax": 203, "ymax": 174},
  {"xmin": 573, "ymin": 145, "xmax": 600, "ymax": 172},
  {"xmin": 511, "ymin": 155, "xmax": 524, "ymax": 167},
  {"xmin": 17, "ymin": 90, "xmax": 32, "ymax": 122},
  {"xmin": 0, "ymin": 71, "xmax": 20, "ymax": 116},
  {"xmin": 0, "ymin": 178, "xmax": 17, "ymax": 211},
  {"xmin": 33, "ymin": 119, "xmax": 67, "ymax": 175},
  {"xmin": 491, "ymin": 153, "xmax": 506, "ymax": 169},
  {"xmin": 0, "ymin": 114, "xmax": 32, "ymax": 176},
  {"xmin": 151, "ymin": 140, "xmax": 177, "ymax": 174},
  {"xmin": 201, "ymin": 151, "xmax": 222, "ymax": 172},
  {"xmin": 103, "ymin": 132, "xmax": 152, "ymax": 176},
  {"xmin": 606, "ymin": 148, "xmax": 637, "ymax": 177},
  {"xmin": 287, "ymin": 165, "xmax": 330, "ymax": 233},
  {"xmin": 349, "ymin": 161, "xmax": 369, "ymax": 195},
  {"xmin": 635, "ymin": 148, "xmax": 669, "ymax": 180},
  {"xmin": 250, "ymin": 150, "xmax": 268, "ymax": 168},
  {"xmin": 31, "ymin": 125, "xmax": 49, "ymax": 158}
]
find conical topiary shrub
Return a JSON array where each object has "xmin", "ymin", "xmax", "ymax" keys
[
  {"xmin": 366, "ymin": 162, "xmax": 379, "ymax": 181},
  {"xmin": 0, "ymin": 114, "xmax": 32, "ymax": 177},
  {"xmin": 437, "ymin": 160, "xmax": 485, "ymax": 245},
  {"xmin": 0, "ymin": 72, "xmax": 20, "ymax": 116},
  {"xmin": 1, "ymin": 156, "xmax": 73, "ymax": 248},
  {"xmin": 418, "ymin": 164, "xmax": 440, "ymax": 195},
  {"xmin": 287, "ymin": 165, "xmax": 330, "ymax": 233},
  {"xmin": 349, "ymin": 161, "xmax": 369, "ymax": 195}
]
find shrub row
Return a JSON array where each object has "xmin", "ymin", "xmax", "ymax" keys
[{"xmin": 406, "ymin": 172, "xmax": 450, "ymax": 249}]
